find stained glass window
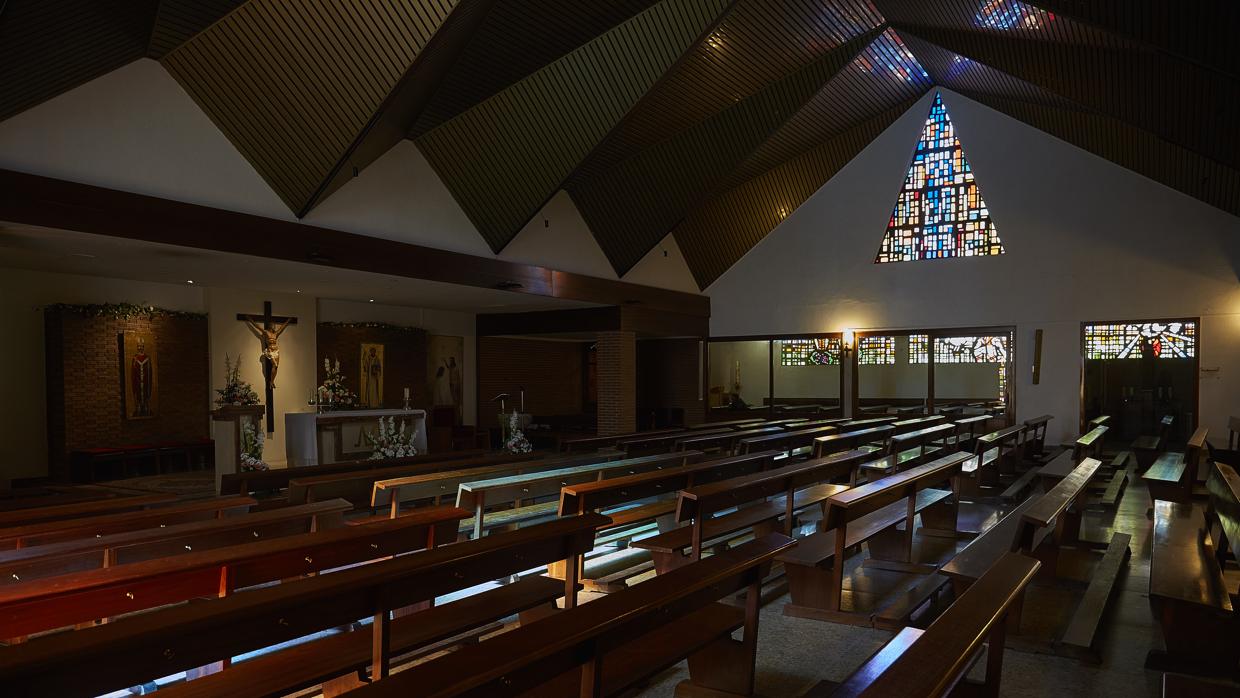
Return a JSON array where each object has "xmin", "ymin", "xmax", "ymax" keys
[
  {"xmin": 858, "ymin": 336, "xmax": 896, "ymax": 365},
  {"xmin": 975, "ymin": 0, "xmax": 1053, "ymax": 31},
  {"xmin": 1084, "ymin": 322, "xmax": 1196, "ymax": 360},
  {"xmin": 909, "ymin": 334, "xmax": 1010, "ymax": 402},
  {"xmin": 876, "ymin": 92, "xmax": 1004, "ymax": 264},
  {"xmin": 781, "ymin": 338, "xmax": 841, "ymax": 366},
  {"xmin": 909, "ymin": 334, "xmax": 929, "ymax": 363}
]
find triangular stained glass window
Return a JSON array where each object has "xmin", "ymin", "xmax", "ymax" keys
[{"xmin": 875, "ymin": 92, "xmax": 1004, "ymax": 263}]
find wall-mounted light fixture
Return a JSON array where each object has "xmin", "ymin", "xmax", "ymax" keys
[{"xmin": 841, "ymin": 329, "xmax": 855, "ymax": 356}]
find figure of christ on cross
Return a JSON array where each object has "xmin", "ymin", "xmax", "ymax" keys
[{"xmin": 236, "ymin": 301, "xmax": 298, "ymax": 433}]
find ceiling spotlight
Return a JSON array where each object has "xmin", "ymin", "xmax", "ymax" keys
[
  {"xmin": 368, "ymin": 298, "xmax": 375, "ymax": 303},
  {"xmin": 295, "ymin": 290, "xmax": 301, "ymax": 293},
  {"xmin": 186, "ymin": 280, "xmax": 194, "ymax": 284}
]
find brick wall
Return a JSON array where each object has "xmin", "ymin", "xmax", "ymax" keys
[
  {"xmin": 597, "ymin": 331, "xmax": 636, "ymax": 436},
  {"xmin": 316, "ymin": 324, "xmax": 429, "ymax": 409},
  {"xmin": 477, "ymin": 337, "xmax": 583, "ymax": 429},
  {"xmin": 44, "ymin": 309, "xmax": 210, "ymax": 478},
  {"xmin": 637, "ymin": 338, "xmax": 704, "ymax": 427}
]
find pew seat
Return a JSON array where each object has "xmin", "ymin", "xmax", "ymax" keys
[
  {"xmin": 155, "ymin": 575, "xmax": 571, "ymax": 698},
  {"xmin": 1144, "ymin": 452, "xmax": 1189, "ymax": 504},
  {"xmin": 632, "ymin": 482, "xmax": 849, "ymax": 573},
  {"xmin": 1101, "ymin": 451, "xmax": 1134, "ymax": 509},
  {"xmin": 858, "ymin": 445, "xmax": 942, "ymax": 479}
]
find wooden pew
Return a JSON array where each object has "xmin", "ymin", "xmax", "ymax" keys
[
  {"xmin": 1146, "ymin": 461, "xmax": 1240, "ymax": 674},
  {"xmin": 631, "ymin": 450, "xmax": 872, "ymax": 574},
  {"xmin": 862, "ymin": 423, "xmax": 957, "ymax": 479},
  {"xmin": 336, "ymin": 534, "xmax": 796, "ymax": 698},
  {"xmin": 1073, "ymin": 425, "xmax": 1108, "ymax": 462},
  {"xmin": 1134, "ymin": 414, "xmax": 1175, "ymax": 470},
  {"xmin": 220, "ymin": 449, "xmax": 488, "ymax": 496},
  {"xmin": 812, "ymin": 425, "xmax": 894, "ymax": 459},
  {"xmin": 889, "ymin": 414, "xmax": 945, "ymax": 436},
  {"xmin": 969, "ymin": 425, "xmax": 1025, "ymax": 491},
  {"xmin": 0, "ymin": 485, "xmax": 143, "ymax": 514},
  {"xmin": 951, "ymin": 414, "xmax": 991, "ymax": 451},
  {"xmin": 693, "ymin": 418, "xmax": 766, "ymax": 430},
  {"xmin": 287, "ymin": 451, "xmax": 549, "ymax": 508},
  {"xmin": 1144, "ymin": 425, "xmax": 1208, "ymax": 505},
  {"xmin": 738, "ymin": 424, "xmax": 839, "ymax": 456},
  {"xmin": 814, "ymin": 552, "xmax": 1040, "ymax": 698},
  {"xmin": 560, "ymin": 428, "xmax": 681, "ymax": 453},
  {"xmin": 0, "ymin": 493, "xmax": 177, "ymax": 529},
  {"xmin": 455, "ymin": 451, "xmax": 701, "ymax": 539},
  {"xmin": 556, "ymin": 451, "xmax": 780, "ymax": 590},
  {"xmin": 0, "ymin": 505, "xmax": 467, "ymax": 639},
  {"xmin": 942, "ymin": 457, "xmax": 1130, "ymax": 660},
  {"xmin": 0, "ymin": 515, "xmax": 606, "ymax": 697},
  {"xmin": 1087, "ymin": 414, "xmax": 1111, "ymax": 430},
  {"xmin": 675, "ymin": 425, "xmax": 782, "ymax": 455},
  {"xmin": 1023, "ymin": 414, "xmax": 1054, "ymax": 457},
  {"xmin": 371, "ymin": 452, "xmax": 619, "ymax": 519},
  {"xmin": 0, "ymin": 499, "xmax": 351, "ymax": 587},
  {"xmin": 780, "ymin": 452, "xmax": 972, "ymax": 624},
  {"xmin": 0, "ymin": 495, "xmax": 256, "ymax": 550},
  {"xmin": 616, "ymin": 429, "xmax": 721, "ymax": 457},
  {"xmin": 839, "ymin": 416, "xmax": 899, "ymax": 429}
]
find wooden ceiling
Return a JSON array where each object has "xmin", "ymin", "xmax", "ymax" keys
[{"xmin": 2, "ymin": 0, "xmax": 1237, "ymax": 289}]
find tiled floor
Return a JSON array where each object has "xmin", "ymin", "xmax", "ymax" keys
[{"xmin": 636, "ymin": 451, "xmax": 1212, "ymax": 697}]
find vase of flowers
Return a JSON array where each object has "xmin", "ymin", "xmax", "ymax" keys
[
  {"xmin": 216, "ymin": 355, "xmax": 260, "ymax": 406},
  {"xmin": 239, "ymin": 418, "xmax": 269, "ymax": 471},
  {"xmin": 315, "ymin": 358, "xmax": 358, "ymax": 411},
  {"xmin": 504, "ymin": 410, "xmax": 532, "ymax": 454},
  {"xmin": 366, "ymin": 416, "xmax": 419, "ymax": 460}
]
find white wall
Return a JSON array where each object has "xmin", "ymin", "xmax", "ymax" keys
[
  {"xmin": 708, "ymin": 90, "xmax": 1240, "ymax": 444},
  {"xmin": 317, "ymin": 299, "xmax": 477, "ymax": 426},
  {"xmin": 0, "ymin": 269, "xmax": 206, "ymax": 480}
]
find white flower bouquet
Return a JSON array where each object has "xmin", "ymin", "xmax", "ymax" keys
[
  {"xmin": 239, "ymin": 418, "xmax": 269, "ymax": 471},
  {"xmin": 316, "ymin": 358, "xmax": 358, "ymax": 409},
  {"xmin": 504, "ymin": 410, "xmax": 532, "ymax": 454},
  {"xmin": 366, "ymin": 416, "xmax": 419, "ymax": 460}
]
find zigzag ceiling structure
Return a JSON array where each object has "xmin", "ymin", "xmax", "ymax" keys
[{"xmin": 2, "ymin": 0, "xmax": 1237, "ymax": 289}]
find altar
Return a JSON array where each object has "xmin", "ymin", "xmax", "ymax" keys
[{"xmin": 285, "ymin": 409, "xmax": 428, "ymax": 466}]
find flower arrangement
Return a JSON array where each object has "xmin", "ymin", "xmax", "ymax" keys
[
  {"xmin": 366, "ymin": 416, "xmax": 418, "ymax": 460},
  {"xmin": 216, "ymin": 355, "xmax": 261, "ymax": 406},
  {"xmin": 504, "ymin": 410, "xmax": 532, "ymax": 454},
  {"xmin": 315, "ymin": 358, "xmax": 358, "ymax": 409},
  {"xmin": 239, "ymin": 418, "xmax": 268, "ymax": 471}
]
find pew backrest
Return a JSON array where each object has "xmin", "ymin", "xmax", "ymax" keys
[
  {"xmin": 0, "ymin": 495, "xmax": 256, "ymax": 549},
  {"xmin": 675, "ymin": 426, "xmax": 781, "ymax": 452},
  {"xmin": 812, "ymin": 425, "xmax": 894, "ymax": 458},
  {"xmin": 1073, "ymin": 426, "xmax": 1108, "ymax": 460},
  {"xmin": 889, "ymin": 423, "xmax": 957, "ymax": 453},
  {"xmin": 739, "ymin": 425, "xmax": 838, "ymax": 454},
  {"xmin": 1014, "ymin": 457, "xmax": 1101, "ymax": 553},
  {"xmin": 824, "ymin": 452, "xmax": 971, "ymax": 528},
  {"xmin": 890, "ymin": 415, "xmax": 946, "ymax": 436},
  {"xmin": 287, "ymin": 452, "xmax": 549, "ymax": 506},
  {"xmin": 220, "ymin": 450, "xmax": 487, "ymax": 495},
  {"xmin": 1206, "ymin": 462, "xmax": 1240, "ymax": 570},
  {"xmin": 0, "ymin": 493, "xmax": 177, "ymax": 529},
  {"xmin": 840, "ymin": 416, "xmax": 899, "ymax": 429},
  {"xmin": 561, "ymin": 428, "xmax": 681, "ymax": 452}
]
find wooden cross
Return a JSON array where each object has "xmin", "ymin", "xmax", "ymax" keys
[{"xmin": 236, "ymin": 301, "xmax": 298, "ymax": 433}]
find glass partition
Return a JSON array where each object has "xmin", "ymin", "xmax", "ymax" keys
[
  {"xmin": 706, "ymin": 340, "xmax": 771, "ymax": 419},
  {"xmin": 772, "ymin": 336, "xmax": 843, "ymax": 418},
  {"xmin": 924, "ymin": 332, "xmax": 1011, "ymax": 420},
  {"xmin": 857, "ymin": 333, "xmax": 927, "ymax": 416}
]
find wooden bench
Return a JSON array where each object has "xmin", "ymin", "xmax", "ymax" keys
[
  {"xmin": 1073, "ymin": 425, "xmax": 1109, "ymax": 462},
  {"xmin": 675, "ymin": 426, "xmax": 782, "ymax": 454},
  {"xmin": 1134, "ymin": 414, "xmax": 1175, "ymax": 469},
  {"xmin": 811, "ymin": 552, "xmax": 1040, "ymax": 697},
  {"xmin": 560, "ymin": 428, "xmax": 682, "ymax": 453},
  {"xmin": 0, "ymin": 514, "xmax": 606, "ymax": 697},
  {"xmin": 1146, "ymin": 461, "xmax": 1240, "ymax": 674},
  {"xmin": 0, "ymin": 493, "xmax": 177, "ymax": 529},
  {"xmin": 338, "ymin": 534, "xmax": 796, "ymax": 698},
  {"xmin": 0, "ymin": 484, "xmax": 143, "ymax": 514},
  {"xmin": 1101, "ymin": 451, "xmax": 1135, "ymax": 509},
  {"xmin": 220, "ymin": 449, "xmax": 488, "ymax": 496},
  {"xmin": 0, "ymin": 499, "xmax": 352, "ymax": 587},
  {"xmin": 0, "ymin": 505, "xmax": 467, "ymax": 639},
  {"xmin": 617, "ymin": 429, "xmax": 719, "ymax": 457},
  {"xmin": 968, "ymin": 424, "xmax": 1025, "ymax": 491},
  {"xmin": 631, "ymin": 450, "xmax": 873, "ymax": 574},
  {"xmin": 0, "ymin": 495, "xmax": 256, "ymax": 550},
  {"xmin": 812, "ymin": 425, "xmax": 894, "ymax": 459},
  {"xmin": 738, "ymin": 424, "xmax": 839, "ymax": 456},
  {"xmin": 287, "ymin": 451, "xmax": 550, "ymax": 508},
  {"xmin": 692, "ymin": 418, "xmax": 766, "ymax": 430},
  {"xmin": 951, "ymin": 414, "xmax": 991, "ymax": 450},
  {"xmin": 780, "ymin": 452, "xmax": 972, "ymax": 623},
  {"xmin": 889, "ymin": 415, "xmax": 946, "ymax": 436},
  {"xmin": 1087, "ymin": 414, "xmax": 1110, "ymax": 430},
  {"xmin": 455, "ymin": 451, "xmax": 700, "ymax": 539},
  {"xmin": 862, "ymin": 423, "xmax": 957, "ymax": 478},
  {"xmin": 1023, "ymin": 414, "xmax": 1054, "ymax": 457},
  {"xmin": 839, "ymin": 416, "xmax": 899, "ymax": 429},
  {"xmin": 1144, "ymin": 425, "xmax": 1208, "ymax": 505},
  {"xmin": 943, "ymin": 457, "xmax": 1130, "ymax": 660}
]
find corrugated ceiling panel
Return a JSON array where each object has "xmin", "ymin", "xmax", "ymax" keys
[
  {"xmin": 571, "ymin": 28, "xmax": 880, "ymax": 275},
  {"xmin": 903, "ymin": 35, "xmax": 1240, "ymax": 218},
  {"xmin": 0, "ymin": 0, "xmax": 153, "ymax": 121},
  {"xmin": 676, "ymin": 96, "xmax": 924, "ymax": 288},
  {"xmin": 163, "ymin": 0, "xmax": 458, "ymax": 215},
  {"xmin": 570, "ymin": 0, "xmax": 886, "ymax": 184},
  {"xmin": 724, "ymin": 28, "xmax": 932, "ymax": 188},
  {"xmin": 416, "ymin": 0, "xmax": 733, "ymax": 253},
  {"xmin": 408, "ymin": 0, "xmax": 659, "ymax": 137},
  {"xmin": 872, "ymin": 0, "xmax": 1126, "ymax": 47},
  {"xmin": 148, "ymin": 0, "xmax": 245, "ymax": 58}
]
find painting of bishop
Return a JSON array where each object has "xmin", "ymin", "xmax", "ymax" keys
[{"xmin": 123, "ymin": 331, "xmax": 158, "ymax": 419}]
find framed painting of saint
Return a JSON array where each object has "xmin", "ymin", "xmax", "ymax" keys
[
  {"xmin": 122, "ymin": 331, "xmax": 157, "ymax": 420},
  {"xmin": 428, "ymin": 335, "xmax": 464, "ymax": 422},
  {"xmin": 359, "ymin": 343, "xmax": 384, "ymax": 408}
]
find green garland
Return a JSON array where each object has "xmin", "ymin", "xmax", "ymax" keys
[
  {"xmin": 46, "ymin": 303, "xmax": 206, "ymax": 320},
  {"xmin": 318, "ymin": 321, "xmax": 426, "ymax": 335}
]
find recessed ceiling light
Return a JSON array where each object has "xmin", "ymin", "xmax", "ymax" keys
[
  {"xmin": 295, "ymin": 290, "xmax": 301, "ymax": 293},
  {"xmin": 70, "ymin": 253, "xmax": 96, "ymax": 259},
  {"xmin": 368, "ymin": 298, "xmax": 375, "ymax": 303},
  {"xmin": 186, "ymin": 280, "xmax": 194, "ymax": 284}
]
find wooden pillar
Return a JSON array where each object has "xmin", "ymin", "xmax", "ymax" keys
[{"xmin": 596, "ymin": 331, "xmax": 636, "ymax": 436}]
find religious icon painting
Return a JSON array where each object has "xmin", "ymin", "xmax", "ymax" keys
[
  {"xmin": 359, "ymin": 343, "xmax": 384, "ymax": 408},
  {"xmin": 428, "ymin": 335, "xmax": 465, "ymax": 422},
  {"xmin": 121, "ymin": 331, "xmax": 158, "ymax": 420}
]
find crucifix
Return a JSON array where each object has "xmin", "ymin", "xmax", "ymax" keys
[{"xmin": 236, "ymin": 301, "xmax": 298, "ymax": 433}]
